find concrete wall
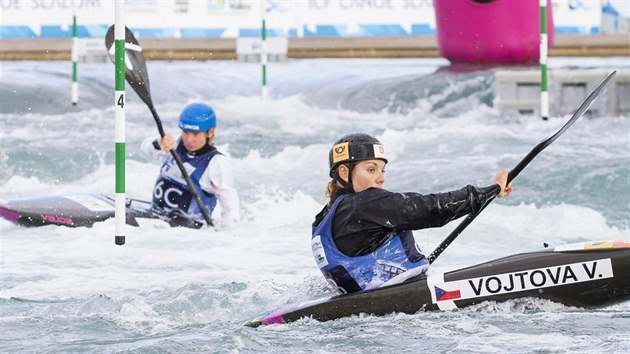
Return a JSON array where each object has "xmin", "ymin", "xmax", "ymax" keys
[
  {"xmin": 496, "ymin": 69, "xmax": 629, "ymax": 117},
  {"xmin": 1, "ymin": 34, "xmax": 628, "ymax": 61}
]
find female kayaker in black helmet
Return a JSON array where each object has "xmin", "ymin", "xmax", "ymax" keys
[{"xmin": 312, "ymin": 133, "xmax": 512, "ymax": 294}]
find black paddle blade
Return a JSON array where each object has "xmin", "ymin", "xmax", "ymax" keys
[
  {"xmin": 507, "ymin": 70, "xmax": 617, "ymax": 183},
  {"xmin": 428, "ymin": 70, "xmax": 617, "ymax": 265},
  {"xmin": 104, "ymin": 25, "xmax": 153, "ymax": 108}
]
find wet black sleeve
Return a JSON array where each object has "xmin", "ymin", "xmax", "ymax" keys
[{"xmin": 332, "ymin": 185, "xmax": 500, "ymax": 256}]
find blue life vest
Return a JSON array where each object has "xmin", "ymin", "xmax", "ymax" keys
[
  {"xmin": 312, "ymin": 195, "xmax": 429, "ymax": 294},
  {"xmin": 152, "ymin": 141, "xmax": 220, "ymax": 221}
]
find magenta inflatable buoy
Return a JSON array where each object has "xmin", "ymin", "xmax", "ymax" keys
[{"xmin": 433, "ymin": 0, "xmax": 554, "ymax": 64}]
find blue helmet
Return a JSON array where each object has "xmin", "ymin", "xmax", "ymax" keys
[{"xmin": 178, "ymin": 103, "xmax": 216, "ymax": 132}]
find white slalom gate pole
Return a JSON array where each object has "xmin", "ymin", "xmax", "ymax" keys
[
  {"xmin": 114, "ymin": 0, "xmax": 126, "ymax": 245},
  {"xmin": 261, "ymin": 0, "xmax": 268, "ymax": 100},
  {"xmin": 540, "ymin": 0, "xmax": 549, "ymax": 120},
  {"xmin": 71, "ymin": 6, "xmax": 78, "ymax": 105}
]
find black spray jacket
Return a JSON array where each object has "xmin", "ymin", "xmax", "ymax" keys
[{"xmin": 313, "ymin": 184, "xmax": 501, "ymax": 257}]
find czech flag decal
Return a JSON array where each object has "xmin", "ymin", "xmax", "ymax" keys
[{"xmin": 435, "ymin": 286, "xmax": 461, "ymax": 301}]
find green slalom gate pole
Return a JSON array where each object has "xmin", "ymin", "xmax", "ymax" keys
[
  {"xmin": 71, "ymin": 11, "xmax": 78, "ymax": 105},
  {"xmin": 261, "ymin": 0, "xmax": 268, "ymax": 100},
  {"xmin": 540, "ymin": 0, "xmax": 549, "ymax": 120},
  {"xmin": 114, "ymin": 0, "xmax": 126, "ymax": 246}
]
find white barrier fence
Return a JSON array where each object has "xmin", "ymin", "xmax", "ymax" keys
[{"xmin": 1, "ymin": 0, "xmax": 628, "ymax": 39}]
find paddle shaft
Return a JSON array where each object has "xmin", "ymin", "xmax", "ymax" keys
[
  {"xmin": 427, "ymin": 70, "xmax": 617, "ymax": 264},
  {"xmin": 148, "ymin": 104, "xmax": 165, "ymax": 137}
]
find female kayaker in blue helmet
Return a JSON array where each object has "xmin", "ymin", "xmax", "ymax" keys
[
  {"xmin": 141, "ymin": 102, "xmax": 240, "ymax": 229},
  {"xmin": 312, "ymin": 133, "xmax": 512, "ymax": 294}
]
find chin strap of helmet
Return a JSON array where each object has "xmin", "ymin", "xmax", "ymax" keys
[{"xmin": 332, "ymin": 163, "xmax": 356, "ymax": 193}]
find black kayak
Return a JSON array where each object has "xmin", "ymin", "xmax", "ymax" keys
[
  {"xmin": 245, "ymin": 240, "xmax": 630, "ymax": 327},
  {"xmin": 0, "ymin": 193, "xmax": 157, "ymax": 227}
]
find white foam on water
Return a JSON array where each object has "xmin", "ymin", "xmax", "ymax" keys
[{"xmin": 1, "ymin": 58, "xmax": 628, "ymax": 353}]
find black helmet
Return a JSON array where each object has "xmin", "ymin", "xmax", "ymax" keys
[{"xmin": 328, "ymin": 133, "xmax": 388, "ymax": 177}]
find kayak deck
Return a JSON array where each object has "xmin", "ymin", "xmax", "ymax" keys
[
  {"xmin": 0, "ymin": 193, "xmax": 155, "ymax": 227},
  {"xmin": 245, "ymin": 241, "xmax": 630, "ymax": 327}
]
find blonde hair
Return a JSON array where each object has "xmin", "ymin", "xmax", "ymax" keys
[
  {"xmin": 207, "ymin": 129, "xmax": 215, "ymax": 146},
  {"xmin": 325, "ymin": 179, "xmax": 337, "ymax": 199},
  {"xmin": 325, "ymin": 166, "xmax": 345, "ymax": 200}
]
